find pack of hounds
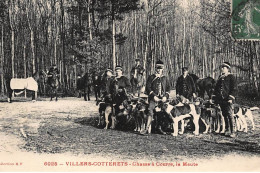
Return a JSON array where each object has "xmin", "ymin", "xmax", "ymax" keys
[
  {"xmin": 96, "ymin": 67, "xmax": 259, "ymax": 137},
  {"xmin": 97, "ymin": 92, "xmax": 258, "ymax": 137}
]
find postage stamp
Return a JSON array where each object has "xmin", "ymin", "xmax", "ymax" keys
[{"xmin": 232, "ymin": 0, "xmax": 260, "ymax": 40}]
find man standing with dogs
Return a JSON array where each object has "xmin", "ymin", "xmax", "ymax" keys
[
  {"xmin": 140, "ymin": 60, "xmax": 170, "ymax": 135},
  {"xmin": 110, "ymin": 66, "xmax": 131, "ymax": 128},
  {"xmin": 97, "ymin": 68, "xmax": 115, "ymax": 128},
  {"xmin": 212, "ymin": 62, "xmax": 237, "ymax": 138}
]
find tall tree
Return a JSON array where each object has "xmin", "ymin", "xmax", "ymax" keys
[
  {"xmin": 96, "ymin": 0, "xmax": 140, "ymax": 70},
  {"xmin": 0, "ymin": 0, "xmax": 7, "ymax": 94}
]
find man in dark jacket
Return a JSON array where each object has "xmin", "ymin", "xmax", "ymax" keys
[
  {"xmin": 92, "ymin": 72, "xmax": 102, "ymax": 101},
  {"xmin": 110, "ymin": 66, "xmax": 131, "ymax": 116},
  {"xmin": 140, "ymin": 60, "xmax": 171, "ymax": 135},
  {"xmin": 176, "ymin": 67, "xmax": 196, "ymax": 101},
  {"xmin": 212, "ymin": 62, "xmax": 237, "ymax": 138},
  {"xmin": 101, "ymin": 68, "xmax": 114, "ymax": 97}
]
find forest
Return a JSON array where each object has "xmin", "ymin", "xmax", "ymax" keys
[{"xmin": 0, "ymin": 0, "xmax": 259, "ymax": 97}]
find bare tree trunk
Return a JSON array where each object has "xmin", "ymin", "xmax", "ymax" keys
[
  {"xmin": 30, "ymin": 30, "xmax": 36, "ymax": 74},
  {"xmin": 112, "ymin": 13, "xmax": 116, "ymax": 70},
  {"xmin": 25, "ymin": 0, "xmax": 36, "ymax": 74},
  {"xmin": 189, "ymin": 23, "xmax": 194, "ymax": 71},
  {"xmin": 143, "ymin": 14, "xmax": 149, "ymax": 77},
  {"xmin": 182, "ymin": 17, "xmax": 186, "ymax": 67},
  {"xmin": 202, "ymin": 35, "xmax": 207, "ymax": 78},
  {"xmin": 164, "ymin": 18, "xmax": 173, "ymax": 76},
  {"xmin": 88, "ymin": 0, "xmax": 92, "ymax": 40},
  {"xmin": 212, "ymin": 38, "xmax": 217, "ymax": 78},
  {"xmin": 1, "ymin": 24, "xmax": 4, "ymax": 94},
  {"xmin": 60, "ymin": 0, "xmax": 66, "ymax": 91},
  {"xmin": 74, "ymin": 56, "xmax": 77, "ymax": 88},
  {"xmin": 251, "ymin": 41, "xmax": 259, "ymax": 96},
  {"xmin": 23, "ymin": 44, "xmax": 26, "ymax": 78},
  {"xmin": 54, "ymin": 32, "xmax": 58, "ymax": 65},
  {"xmin": 11, "ymin": 30, "xmax": 15, "ymax": 78},
  {"xmin": 9, "ymin": 0, "xmax": 15, "ymax": 78},
  {"xmin": 134, "ymin": 12, "xmax": 138, "ymax": 60}
]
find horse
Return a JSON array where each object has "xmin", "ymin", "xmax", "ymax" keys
[
  {"xmin": 41, "ymin": 70, "xmax": 60, "ymax": 101},
  {"xmin": 196, "ymin": 77, "xmax": 216, "ymax": 99},
  {"xmin": 189, "ymin": 73, "xmax": 199, "ymax": 85},
  {"xmin": 188, "ymin": 74, "xmax": 215, "ymax": 99},
  {"xmin": 130, "ymin": 68, "xmax": 145, "ymax": 97},
  {"xmin": 76, "ymin": 72, "xmax": 91, "ymax": 101},
  {"xmin": 5, "ymin": 71, "xmax": 40, "ymax": 103}
]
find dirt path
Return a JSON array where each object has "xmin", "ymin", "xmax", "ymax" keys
[{"xmin": 0, "ymin": 97, "xmax": 260, "ymax": 171}]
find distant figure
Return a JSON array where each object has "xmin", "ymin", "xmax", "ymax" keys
[
  {"xmin": 46, "ymin": 64, "xmax": 60, "ymax": 101},
  {"xmin": 47, "ymin": 64, "xmax": 60, "ymax": 86},
  {"xmin": 176, "ymin": 67, "xmax": 196, "ymax": 101},
  {"xmin": 76, "ymin": 74, "xmax": 83, "ymax": 98},
  {"xmin": 92, "ymin": 72, "xmax": 102, "ymax": 101},
  {"xmin": 76, "ymin": 73, "xmax": 91, "ymax": 101}
]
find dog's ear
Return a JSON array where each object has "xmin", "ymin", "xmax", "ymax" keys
[
  {"xmin": 162, "ymin": 103, "xmax": 168, "ymax": 110},
  {"xmin": 241, "ymin": 107, "xmax": 247, "ymax": 114},
  {"xmin": 170, "ymin": 99, "xmax": 177, "ymax": 106}
]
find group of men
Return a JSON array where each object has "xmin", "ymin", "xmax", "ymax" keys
[
  {"xmin": 47, "ymin": 59, "xmax": 237, "ymax": 137},
  {"xmin": 100, "ymin": 59, "xmax": 237, "ymax": 137}
]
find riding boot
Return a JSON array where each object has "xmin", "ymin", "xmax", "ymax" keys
[
  {"xmin": 224, "ymin": 116, "xmax": 230, "ymax": 136},
  {"xmin": 156, "ymin": 113, "xmax": 166, "ymax": 135},
  {"xmin": 229, "ymin": 113, "xmax": 236, "ymax": 137}
]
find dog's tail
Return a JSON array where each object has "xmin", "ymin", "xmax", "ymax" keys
[
  {"xmin": 250, "ymin": 107, "xmax": 259, "ymax": 111},
  {"xmin": 96, "ymin": 99, "xmax": 104, "ymax": 106}
]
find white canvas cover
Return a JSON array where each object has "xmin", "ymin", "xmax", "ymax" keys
[{"xmin": 10, "ymin": 77, "xmax": 38, "ymax": 91}]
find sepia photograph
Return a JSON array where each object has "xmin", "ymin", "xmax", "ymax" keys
[{"xmin": 0, "ymin": 0, "xmax": 260, "ymax": 171}]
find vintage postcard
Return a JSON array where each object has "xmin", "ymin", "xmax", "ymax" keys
[{"xmin": 0, "ymin": 0, "xmax": 260, "ymax": 172}]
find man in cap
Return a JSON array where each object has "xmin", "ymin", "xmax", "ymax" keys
[
  {"xmin": 110, "ymin": 66, "xmax": 131, "ymax": 95},
  {"xmin": 130, "ymin": 58, "xmax": 145, "ymax": 96},
  {"xmin": 176, "ymin": 67, "xmax": 196, "ymax": 101},
  {"xmin": 140, "ymin": 60, "xmax": 171, "ymax": 135},
  {"xmin": 212, "ymin": 62, "xmax": 237, "ymax": 138}
]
